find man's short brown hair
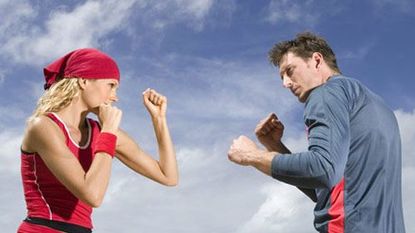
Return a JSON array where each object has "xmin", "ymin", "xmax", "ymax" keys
[{"xmin": 269, "ymin": 32, "xmax": 341, "ymax": 74}]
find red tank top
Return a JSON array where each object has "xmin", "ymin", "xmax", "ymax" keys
[{"xmin": 20, "ymin": 113, "xmax": 101, "ymax": 229}]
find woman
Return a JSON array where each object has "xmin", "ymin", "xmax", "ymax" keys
[{"xmin": 17, "ymin": 48, "xmax": 178, "ymax": 232}]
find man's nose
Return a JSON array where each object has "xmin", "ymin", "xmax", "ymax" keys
[{"xmin": 282, "ymin": 76, "xmax": 293, "ymax": 88}]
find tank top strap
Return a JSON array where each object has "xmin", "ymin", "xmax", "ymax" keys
[
  {"xmin": 86, "ymin": 118, "xmax": 101, "ymax": 137},
  {"xmin": 86, "ymin": 118, "xmax": 100, "ymax": 130},
  {"xmin": 46, "ymin": 112, "xmax": 70, "ymax": 140}
]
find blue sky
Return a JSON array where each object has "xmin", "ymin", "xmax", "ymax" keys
[{"xmin": 1, "ymin": 0, "xmax": 414, "ymax": 232}]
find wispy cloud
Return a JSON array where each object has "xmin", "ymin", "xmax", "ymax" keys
[
  {"xmin": 238, "ymin": 183, "xmax": 314, "ymax": 233},
  {"xmin": 132, "ymin": 0, "xmax": 212, "ymax": 31},
  {"xmin": 122, "ymin": 54, "xmax": 297, "ymax": 120},
  {"xmin": 265, "ymin": 0, "xmax": 318, "ymax": 25},
  {"xmin": 264, "ymin": 0, "xmax": 343, "ymax": 27},
  {"xmin": 0, "ymin": 0, "xmax": 36, "ymax": 36},
  {"xmin": 395, "ymin": 109, "xmax": 415, "ymax": 167},
  {"xmin": 0, "ymin": 129, "xmax": 23, "ymax": 174},
  {"xmin": 135, "ymin": 0, "xmax": 235, "ymax": 31},
  {"xmin": 0, "ymin": 69, "xmax": 5, "ymax": 86},
  {"xmin": 237, "ymin": 132, "xmax": 313, "ymax": 233},
  {"xmin": 338, "ymin": 43, "xmax": 375, "ymax": 60},
  {"xmin": 402, "ymin": 166, "xmax": 415, "ymax": 233},
  {"xmin": 395, "ymin": 108, "xmax": 415, "ymax": 232},
  {"xmin": 0, "ymin": 0, "xmax": 136, "ymax": 66},
  {"xmin": 371, "ymin": 0, "xmax": 415, "ymax": 15},
  {"xmin": 0, "ymin": 0, "xmax": 235, "ymax": 68},
  {"xmin": 94, "ymin": 146, "xmax": 261, "ymax": 233}
]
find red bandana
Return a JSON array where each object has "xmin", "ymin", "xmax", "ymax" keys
[{"xmin": 43, "ymin": 48, "xmax": 120, "ymax": 90}]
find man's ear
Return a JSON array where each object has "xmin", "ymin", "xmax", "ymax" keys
[
  {"xmin": 312, "ymin": 52, "xmax": 323, "ymax": 69},
  {"xmin": 78, "ymin": 78, "xmax": 87, "ymax": 90}
]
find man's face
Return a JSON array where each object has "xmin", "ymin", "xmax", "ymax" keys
[{"xmin": 279, "ymin": 52, "xmax": 321, "ymax": 102}]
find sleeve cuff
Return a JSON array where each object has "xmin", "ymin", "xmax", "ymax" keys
[{"xmin": 270, "ymin": 153, "xmax": 280, "ymax": 179}]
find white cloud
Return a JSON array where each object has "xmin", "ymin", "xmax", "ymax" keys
[
  {"xmin": 283, "ymin": 132, "xmax": 308, "ymax": 152},
  {"xmin": 177, "ymin": 0, "xmax": 214, "ymax": 20},
  {"xmin": 132, "ymin": 0, "xmax": 233, "ymax": 33},
  {"xmin": 371, "ymin": 0, "xmax": 415, "ymax": 14},
  {"xmin": 237, "ymin": 133, "xmax": 312, "ymax": 233},
  {"xmin": 0, "ymin": 0, "xmax": 136, "ymax": 66},
  {"xmin": 175, "ymin": 147, "xmax": 223, "ymax": 186},
  {"xmin": 265, "ymin": 0, "xmax": 320, "ymax": 26},
  {"xmin": 0, "ymin": 0, "xmax": 36, "ymax": 35},
  {"xmin": 264, "ymin": 0, "xmax": 344, "ymax": 26},
  {"xmin": 93, "ymin": 145, "xmax": 267, "ymax": 233},
  {"xmin": 0, "ymin": 129, "xmax": 23, "ymax": 174},
  {"xmin": 0, "ymin": 124, "xmax": 29, "ymax": 228},
  {"xmin": 0, "ymin": 69, "xmax": 5, "ymax": 85},
  {"xmin": 402, "ymin": 166, "xmax": 415, "ymax": 233},
  {"xmin": 395, "ymin": 109, "xmax": 415, "ymax": 167},
  {"xmin": 338, "ymin": 43, "xmax": 375, "ymax": 60},
  {"xmin": 238, "ymin": 183, "xmax": 314, "ymax": 233},
  {"xmin": 395, "ymin": 109, "xmax": 415, "ymax": 232},
  {"xmin": 126, "ymin": 54, "xmax": 298, "ymax": 121},
  {"xmin": 0, "ymin": 0, "xmax": 234, "ymax": 67}
]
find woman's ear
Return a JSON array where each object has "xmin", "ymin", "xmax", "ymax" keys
[{"xmin": 78, "ymin": 78, "xmax": 87, "ymax": 90}]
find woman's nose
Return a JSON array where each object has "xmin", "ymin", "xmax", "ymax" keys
[{"xmin": 109, "ymin": 93, "xmax": 118, "ymax": 103}]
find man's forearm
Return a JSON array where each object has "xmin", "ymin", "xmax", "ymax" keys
[
  {"xmin": 265, "ymin": 141, "xmax": 291, "ymax": 154},
  {"xmin": 266, "ymin": 142, "xmax": 317, "ymax": 202},
  {"xmin": 249, "ymin": 150, "xmax": 277, "ymax": 176}
]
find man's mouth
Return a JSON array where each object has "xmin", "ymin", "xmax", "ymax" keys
[{"xmin": 292, "ymin": 87, "xmax": 300, "ymax": 96}]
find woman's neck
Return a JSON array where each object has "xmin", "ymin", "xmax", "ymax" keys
[{"xmin": 56, "ymin": 100, "xmax": 89, "ymax": 130}]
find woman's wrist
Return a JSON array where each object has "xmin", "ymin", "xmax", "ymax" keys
[
  {"xmin": 101, "ymin": 126, "xmax": 118, "ymax": 134},
  {"xmin": 151, "ymin": 115, "xmax": 167, "ymax": 129},
  {"xmin": 151, "ymin": 114, "xmax": 166, "ymax": 123},
  {"xmin": 94, "ymin": 132, "xmax": 117, "ymax": 158}
]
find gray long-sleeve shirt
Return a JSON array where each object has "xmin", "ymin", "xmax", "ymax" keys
[{"xmin": 271, "ymin": 75, "xmax": 405, "ymax": 233}]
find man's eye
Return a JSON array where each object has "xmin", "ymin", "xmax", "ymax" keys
[{"xmin": 287, "ymin": 68, "xmax": 293, "ymax": 76}]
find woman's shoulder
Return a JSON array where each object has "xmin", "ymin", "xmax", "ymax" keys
[
  {"xmin": 22, "ymin": 115, "xmax": 65, "ymax": 152},
  {"xmin": 26, "ymin": 115, "xmax": 57, "ymax": 132}
]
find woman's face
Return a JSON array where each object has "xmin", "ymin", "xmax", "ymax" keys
[{"xmin": 81, "ymin": 78, "xmax": 119, "ymax": 110}]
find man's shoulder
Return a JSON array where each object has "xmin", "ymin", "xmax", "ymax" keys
[
  {"xmin": 306, "ymin": 76, "xmax": 360, "ymax": 108},
  {"xmin": 317, "ymin": 75, "xmax": 365, "ymax": 99},
  {"xmin": 325, "ymin": 75, "xmax": 361, "ymax": 89}
]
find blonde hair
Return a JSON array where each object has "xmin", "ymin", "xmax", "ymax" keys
[{"xmin": 28, "ymin": 78, "xmax": 80, "ymax": 122}]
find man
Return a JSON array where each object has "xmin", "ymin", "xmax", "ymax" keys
[{"xmin": 228, "ymin": 32, "xmax": 405, "ymax": 233}]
